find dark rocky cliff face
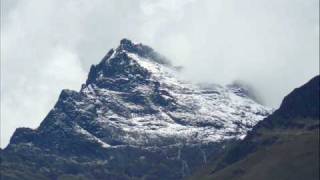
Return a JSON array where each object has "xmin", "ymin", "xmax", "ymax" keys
[
  {"xmin": 190, "ymin": 75, "xmax": 319, "ymax": 180},
  {"xmin": 0, "ymin": 39, "xmax": 270, "ymax": 180}
]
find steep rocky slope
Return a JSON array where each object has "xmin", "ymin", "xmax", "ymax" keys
[
  {"xmin": 0, "ymin": 39, "xmax": 270, "ymax": 180},
  {"xmin": 189, "ymin": 75, "xmax": 319, "ymax": 180}
]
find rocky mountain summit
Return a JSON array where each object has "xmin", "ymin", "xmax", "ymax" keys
[{"xmin": 1, "ymin": 39, "xmax": 271, "ymax": 180}]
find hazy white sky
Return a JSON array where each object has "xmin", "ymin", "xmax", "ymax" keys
[{"xmin": 1, "ymin": 0, "xmax": 319, "ymax": 148}]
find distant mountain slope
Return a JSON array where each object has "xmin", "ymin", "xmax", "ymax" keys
[
  {"xmin": 189, "ymin": 75, "xmax": 320, "ymax": 180},
  {"xmin": 0, "ymin": 39, "xmax": 270, "ymax": 180}
]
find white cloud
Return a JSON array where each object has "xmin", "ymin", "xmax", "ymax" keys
[
  {"xmin": 1, "ymin": 47, "xmax": 86, "ymax": 147},
  {"xmin": 1, "ymin": 0, "xmax": 88, "ymax": 147}
]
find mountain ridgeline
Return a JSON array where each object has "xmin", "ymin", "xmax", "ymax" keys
[
  {"xmin": 189, "ymin": 75, "xmax": 320, "ymax": 180},
  {"xmin": 1, "ymin": 39, "xmax": 317, "ymax": 180}
]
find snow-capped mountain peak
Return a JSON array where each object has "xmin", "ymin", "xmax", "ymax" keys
[
  {"xmin": 11, "ymin": 39, "xmax": 271, "ymax": 148},
  {"xmin": 62, "ymin": 39, "xmax": 272, "ymax": 147}
]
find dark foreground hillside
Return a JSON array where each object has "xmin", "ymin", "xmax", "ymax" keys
[{"xmin": 189, "ymin": 75, "xmax": 320, "ymax": 180}]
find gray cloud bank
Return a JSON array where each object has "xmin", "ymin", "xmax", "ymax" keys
[{"xmin": 1, "ymin": 0, "xmax": 319, "ymax": 147}]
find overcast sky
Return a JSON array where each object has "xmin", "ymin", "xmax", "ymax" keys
[{"xmin": 1, "ymin": 0, "xmax": 319, "ymax": 148}]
